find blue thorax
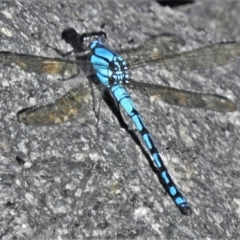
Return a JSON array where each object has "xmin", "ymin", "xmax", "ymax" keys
[{"xmin": 89, "ymin": 40, "xmax": 129, "ymax": 87}]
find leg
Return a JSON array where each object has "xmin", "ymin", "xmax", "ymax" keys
[{"xmin": 46, "ymin": 44, "xmax": 74, "ymax": 57}]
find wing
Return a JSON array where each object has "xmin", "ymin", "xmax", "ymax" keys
[
  {"xmin": 118, "ymin": 34, "xmax": 186, "ymax": 65},
  {"xmin": 17, "ymin": 83, "xmax": 104, "ymax": 125},
  {"xmin": 128, "ymin": 79, "xmax": 237, "ymax": 112},
  {"xmin": 0, "ymin": 51, "xmax": 81, "ymax": 76},
  {"xmin": 125, "ymin": 42, "xmax": 240, "ymax": 72},
  {"xmin": 0, "ymin": 51, "xmax": 110, "ymax": 79}
]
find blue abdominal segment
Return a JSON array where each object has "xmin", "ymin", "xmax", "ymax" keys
[{"xmin": 111, "ymin": 84, "xmax": 190, "ymax": 214}]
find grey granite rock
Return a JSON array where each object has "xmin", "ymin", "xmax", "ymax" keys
[{"xmin": 0, "ymin": 0, "xmax": 239, "ymax": 239}]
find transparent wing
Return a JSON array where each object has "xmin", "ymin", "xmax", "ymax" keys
[
  {"xmin": 0, "ymin": 51, "xmax": 80, "ymax": 75},
  {"xmin": 17, "ymin": 82, "xmax": 105, "ymax": 125},
  {"xmin": 128, "ymin": 79, "xmax": 236, "ymax": 112},
  {"xmin": 118, "ymin": 34, "xmax": 186, "ymax": 65},
  {"xmin": 16, "ymin": 78, "xmax": 237, "ymax": 126},
  {"xmin": 0, "ymin": 51, "xmax": 111, "ymax": 78},
  {"xmin": 125, "ymin": 42, "xmax": 240, "ymax": 71},
  {"xmin": 2, "ymin": 42, "xmax": 240, "ymax": 78}
]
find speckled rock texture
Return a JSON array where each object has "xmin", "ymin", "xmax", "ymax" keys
[{"xmin": 0, "ymin": 0, "xmax": 240, "ymax": 239}]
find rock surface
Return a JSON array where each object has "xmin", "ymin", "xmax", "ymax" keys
[{"xmin": 0, "ymin": 0, "xmax": 239, "ymax": 239}]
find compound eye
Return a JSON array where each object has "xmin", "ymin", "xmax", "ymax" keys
[{"xmin": 62, "ymin": 28, "xmax": 78, "ymax": 43}]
